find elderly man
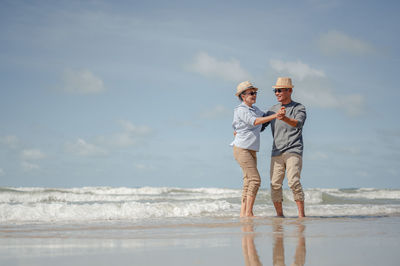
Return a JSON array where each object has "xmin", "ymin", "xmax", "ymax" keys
[{"xmin": 262, "ymin": 77, "xmax": 307, "ymax": 218}]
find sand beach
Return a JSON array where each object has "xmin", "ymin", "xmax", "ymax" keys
[{"xmin": 1, "ymin": 215, "xmax": 400, "ymax": 266}]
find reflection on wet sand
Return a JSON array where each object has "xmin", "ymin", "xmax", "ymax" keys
[
  {"xmin": 241, "ymin": 219, "xmax": 306, "ymax": 266},
  {"xmin": 273, "ymin": 219, "xmax": 306, "ymax": 266},
  {"xmin": 241, "ymin": 220, "xmax": 262, "ymax": 266}
]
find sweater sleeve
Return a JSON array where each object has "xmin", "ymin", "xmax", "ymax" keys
[{"xmin": 294, "ymin": 104, "xmax": 306, "ymax": 128}]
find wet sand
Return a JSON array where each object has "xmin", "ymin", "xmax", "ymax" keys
[{"xmin": 1, "ymin": 216, "xmax": 400, "ymax": 266}]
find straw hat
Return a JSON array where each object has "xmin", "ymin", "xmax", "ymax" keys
[
  {"xmin": 235, "ymin": 81, "xmax": 258, "ymax": 96},
  {"xmin": 272, "ymin": 77, "xmax": 294, "ymax": 88}
]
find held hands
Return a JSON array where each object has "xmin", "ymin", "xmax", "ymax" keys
[
  {"xmin": 235, "ymin": 107, "xmax": 287, "ymax": 131},
  {"xmin": 277, "ymin": 106, "xmax": 286, "ymax": 120}
]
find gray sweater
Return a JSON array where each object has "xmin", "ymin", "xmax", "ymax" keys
[{"xmin": 263, "ymin": 101, "xmax": 306, "ymax": 156}]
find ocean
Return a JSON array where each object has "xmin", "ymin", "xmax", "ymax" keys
[
  {"xmin": 1, "ymin": 186, "xmax": 400, "ymax": 224},
  {"xmin": 1, "ymin": 186, "xmax": 400, "ymax": 265}
]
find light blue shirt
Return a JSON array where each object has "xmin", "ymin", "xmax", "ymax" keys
[{"xmin": 231, "ymin": 102, "xmax": 265, "ymax": 151}]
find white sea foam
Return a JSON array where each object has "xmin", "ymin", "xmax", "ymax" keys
[
  {"xmin": 323, "ymin": 188, "xmax": 400, "ymax": 200},
  {"xmin": 0, "ymin": 200, "xmax": 237, "ymax": 223},
  {"xmin": 306, "ymin": 204, "xmax": 400, "ymax": 217},
  {"xmin": 0, "ymin": 187, "xmax": 241, "ymax": 204},
  {"xmin": 1, "ymin": 187, "xmax": 399, "ymax": 224}
]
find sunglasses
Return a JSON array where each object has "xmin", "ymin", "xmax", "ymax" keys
[
  {"xmin": 273, "ymin": 88, "xmax": 289, "ymax": 93},
  {"xmin": 243, "ymin": 91, "xmax": 258, "ymax": 96}
]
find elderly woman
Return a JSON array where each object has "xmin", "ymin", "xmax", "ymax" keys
[{"xmin": 232, "ymin": 81, "xmax": 284, "ymax": 217}]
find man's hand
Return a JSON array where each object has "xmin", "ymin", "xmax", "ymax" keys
[
  {"xmin": 277, "ymin": 107, "xmax": 299, "ymax": 127},
  {"xmin": 277, "ymin": 106, "xmax": 286, "ymax": 120}
]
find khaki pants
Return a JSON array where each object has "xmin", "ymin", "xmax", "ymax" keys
[
  {"xmin": 233, "ymin": 146, "xmax": 261, "ymax": 199},
  {"xmin": 270, "ymin": 153, "xmax": 304, "ymax": 202}
]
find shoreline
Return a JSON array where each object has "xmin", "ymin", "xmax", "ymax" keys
[{"xmin": 1, "ymin": 216, "xmax": 400, "ymax": 265}]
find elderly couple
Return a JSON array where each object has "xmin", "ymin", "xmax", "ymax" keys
[{"xmin": 232, "ymin": 77, "xmax": 306, "ymax": 218}]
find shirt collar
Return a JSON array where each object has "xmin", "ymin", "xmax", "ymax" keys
[
  {"xmin": 281, "ymin": 101, "xmax": 295, "ymax": 108},
  {"xmin": 240, "ymin": 102, "xmax": 255, "ymax": 111}
]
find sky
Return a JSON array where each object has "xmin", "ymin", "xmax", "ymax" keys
[{"xmin": 1, "ymin": 0, "xmax": 400, "ymax": 189}]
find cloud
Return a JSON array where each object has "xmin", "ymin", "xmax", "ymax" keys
[
  {"xmin": 355, "ymin": 170, "xmax": 370, "ymax": 177},
  {"xmin": 134, "ymin": 163, "xmax": 155, "ymax": 171},
  {"xmin": 21, "ymin": 149, "xmax": 46, "ymax": 160},
  {"xmin": 0, "ymin": 168, "xmax": 4, "ymax": 176},
  {"xmin": 296, "ymin": 81, "xmax": 365, "ymax": 116},
  {"xmin": 305, "ymin": 0, "xmax": 340, "ymax": 9},
  {"xmin": 376, "ymin": 129, "xmax": 400, "ymax": 154},
  {"xmin": 0, "ymin": 135, "xmax": 19, "ymax": 149},
  {"xmin": 61, "ymin": 69, "xmax": 106, "ymax": 94},
  {"xmin": 199, "ymin": 105, "xmax": 230, "ymax": 119},
  {"xmin": 270, "ymin": 59, "xmax": 326, "ymax": 81},
  {"xmin": 19, "ymin": 149, "xmax": 45, "ymax": 172},
  {"xmin": 118, "ymin": 120, "xmax": 153, "ymax": 135},
  {"xmin": 65, "ymin": 121, "xmax": 153, "ymax": 156},
  {"xmin": 308, "ymin": 151, "xmax": 329, "ymax": 161},
  {"xmin": 97, "ymin": 120, "xmax": 153, "ymax": 148},
  {"xmin": 66, "ymin": 138, "xmax": 108, "ymax": 156},
  {"xmin": 187, "ymin": 52, "xmax": 251, "ymax": 82},
  {"xmin": 269, "ymin": 59, "xmax": 365, "ymax": 116},
  {"xmin": 21, "ymin": 161, "xmax": 40, "ymax": 172},
  {"xmin": 377, "ymin": 129, "xmax": 400, "ymax": 138},
  {"xmin": 318, "ymin": 30, "xmax": 376, "ymax": 56}
]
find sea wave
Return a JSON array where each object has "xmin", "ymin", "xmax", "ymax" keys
[
  {"xmin": 0, "ymin": 187, "xmax": 242, "ymax": 204},
  {"xmin": 1, "ymin": 187, "xmax": 399, "ymax": 224},
  {"xmin": 0, "ymin": 200, "xmax": 236, "ymax": 223}
]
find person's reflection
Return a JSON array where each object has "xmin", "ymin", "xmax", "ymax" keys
[
  {"xmin": 292, "ymin": 222, "xmax": 306, "ymax": 266},
  {"xmin": 272, "ymin": 219, "xmax": 306, "ymax": 266},
  {"xmin": 241, "ymin": 220, "xmax": 262, "ymax": 266}
]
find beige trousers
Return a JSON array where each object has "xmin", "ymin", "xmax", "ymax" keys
[
  {"xmin": 233, "ymin": 146, "xmax": 261, "ymax": 198},
  {"xmin": 270, "ymin": 153, "xmax": 304, "ymax": 202}
]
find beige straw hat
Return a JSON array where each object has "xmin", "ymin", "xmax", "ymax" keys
[
  {"xmin": 272, "ymin": 77, "xmax": 294, "ymax": 88},
  {"xmin": 235, "ymin": 81, "xmax": 258, "ymax": 96}
]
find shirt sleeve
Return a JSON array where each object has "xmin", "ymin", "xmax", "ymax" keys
[
  {"xmin": 294, "ymin": 104, "xmax": 306, "ymax": 128},
  {"xmin": 237, "ymin": 107, "xmax": 257, "ymax": 126},
  {"xmin": 261, "ymin": 110, "xmax": 274, "ymax": 132}
]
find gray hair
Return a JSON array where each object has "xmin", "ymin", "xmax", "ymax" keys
[{"xmin": 238, "ymin": 92, "xmax": 244, "ymax": 102}]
